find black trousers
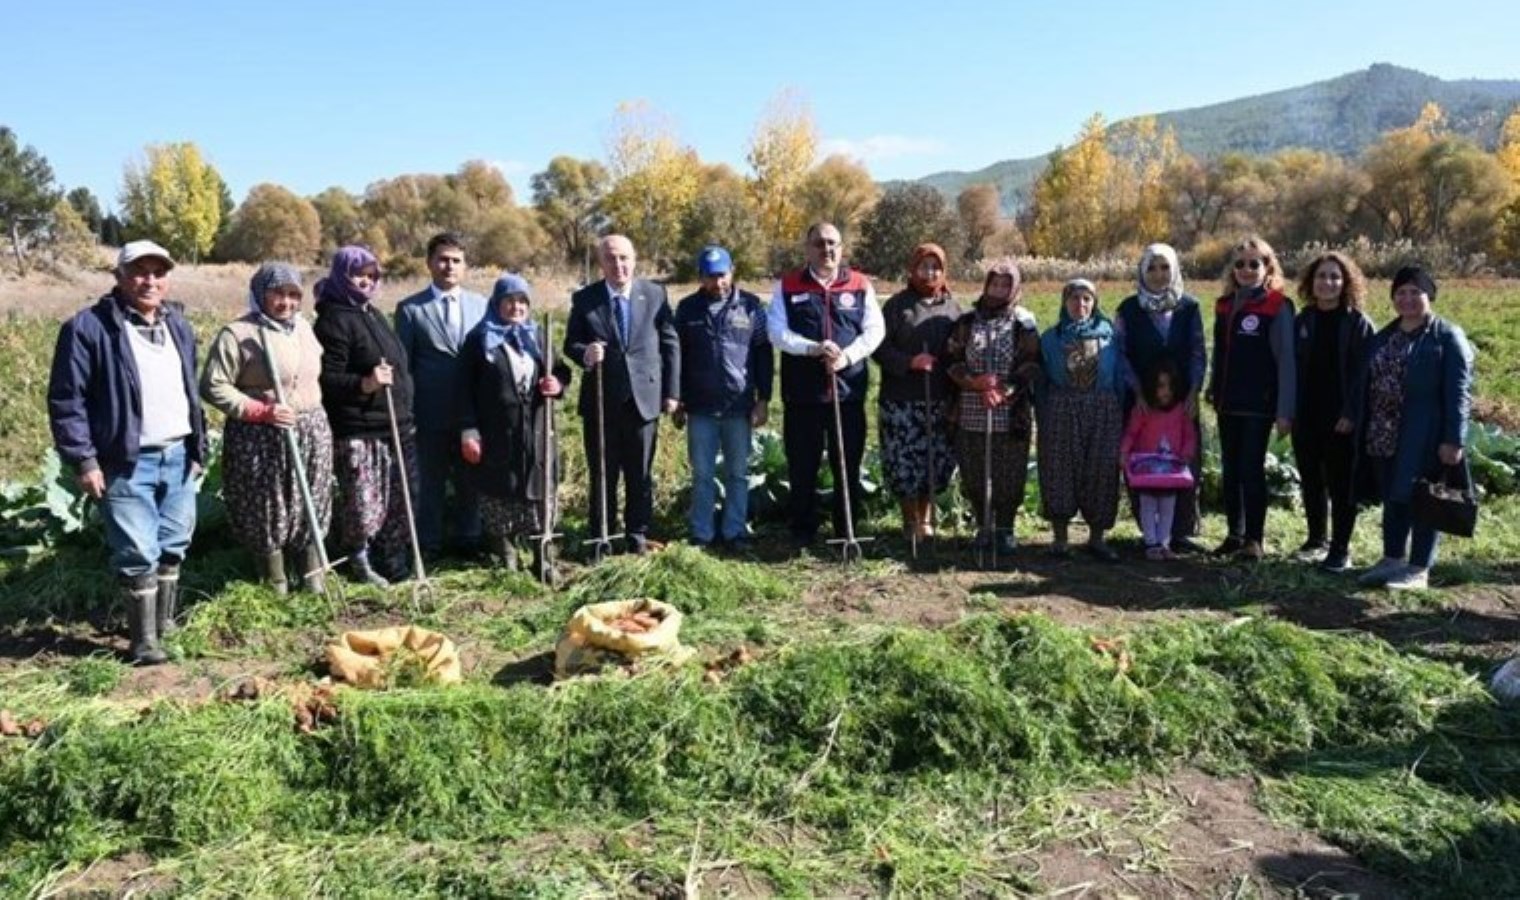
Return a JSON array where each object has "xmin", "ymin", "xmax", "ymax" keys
[
  {"xmin": 1293, "ymin": 416, "xmax": 1358, "ymax": 551},
  {"xmin": 784, "ymin": 401, "xmax": 866, "ymax": 540},
  {"xmin": 1219, "ymin": 413, "xmax": 1273, "ymax": 543},
  {"xmin": 583, "ymin": 397, "xmax": 657, "ymax": 540}
]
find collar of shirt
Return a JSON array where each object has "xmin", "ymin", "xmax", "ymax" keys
[
  {"xmin": 430, "ymin": 283, "xmax": 455, "ymax": 303},
  {"xmin": 806, "ymin": 267, "xmax": 843, "ymax": 289},
  {"xmin": 605, "ymin": 282, "xmax": 633, "ymax": 303}
]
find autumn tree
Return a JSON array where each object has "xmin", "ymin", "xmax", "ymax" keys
[
  {"xmin": 1496, "ymin": 109, "xmax": 1520, "ymax": 266},
  {"xmin": 676, "ymin": 163, "xmax": 766, "ymax": 280},
  {"xmin": 956, "ymin": 183, "xmax": 1002, "ymax": 264},
  {"xmin": 216, "ymin": 183, "xmax": 322, "ymax": 263},
  {"xmin": 796, "ymin": 154, "xmax": 879, "ymax": 242},
  {"xmin": 120, "ymin": 142, "xmax": 225, "ymax": 263},
  {"xmin": 46, "ymin": 198, "xmax": 98, "ymax": 268},
  {"xmin": 0, "ymin": 126, "xmax": 62, "ymax": 273},
  {"xmin": 531, "ymin": 155, "xmax": 608, "ymax": 269},
  {"xmin": 601, "ymin": 100, "xmax": 700, "ymax": 271},
  {"xmin": 1106, "ymin": 116, "xmax": 1183, "ymax": 247},
  {"xmin": 310, "ymin": 186, "xmax": 367, "ymax": 256},
  {"xmin": 1028, "ymin": 114, "xmax": 1113, "ymax": 258},
  {"xmin": 746, "ymin": 89, "xmax": 817, "ymax": 259},
  {"xmin": 857, "ymin": 183, "xmax": 963, "ymax": 279}
]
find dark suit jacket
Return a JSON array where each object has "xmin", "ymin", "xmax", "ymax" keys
[
  {"xmin": 395, "ymin": 286, "xmax": 488, "ymax": 432},
  {"xmin": 563, "ymin": 278, "xmax": 679, "ymax": 421}
]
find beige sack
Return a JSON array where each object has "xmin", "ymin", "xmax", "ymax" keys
[
  {"xmin": 554, "ymin": 598, "xmax": 687, "ymax": 678},
  {"xmin": 326, "ymin": 625, "xmax": 462, "ymax": 688}
]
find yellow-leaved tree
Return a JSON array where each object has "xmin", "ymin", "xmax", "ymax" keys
[
  {"xmin": 747, "ymin": 89, "xmax": 817, "ymax": 256},
  {"xmin": 1029, "ymin": 114, "xmax": 1114, "ymax": 259},
  {"xmin": 120, "ymin": 142, "xmax": 224, "ymax": 263},
  {"xmin": 1495, "ymin": 109, "xmax": 1520, "ymax": 266},
  {"xmin": 601, "ymin": 100, "xmax": 700, "ymax": 272}
]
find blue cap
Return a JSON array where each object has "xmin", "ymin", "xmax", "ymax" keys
[{"xmin": 697, "ymin": 246, "xmax": 732, "ymax": 277}]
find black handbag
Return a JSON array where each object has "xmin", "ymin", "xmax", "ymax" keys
[{"xmin": 1412, "ymin": 461, "xmax": 1478, "ymax": 538}]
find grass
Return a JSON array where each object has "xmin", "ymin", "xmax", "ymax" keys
[{"xmin": 3, "ymin": 270, "xmax": 1520, "ymax": 896}]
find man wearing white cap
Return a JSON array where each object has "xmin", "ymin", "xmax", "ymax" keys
[{"xmin": 47, "ymin": 240, "xmax": 208, "ymax": 665}]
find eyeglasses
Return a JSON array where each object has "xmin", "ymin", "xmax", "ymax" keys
[
  {"xmin": 1233, "ymin": 259, "xmax": 1264, "ymax": 271},
  {"xmin": 810, "ymin": 239, "xmax": 839, "ymax": 249}
]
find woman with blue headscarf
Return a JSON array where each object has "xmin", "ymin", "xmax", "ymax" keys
[
  {"xmin": 200, "ymin": 261, "xmax": 333, "ymax": 595},
  {"xmin": 458, "ymin": 273, "xmax": 571, "ymax": 579},
  {"xmin": 1037, "ymin": 278, "xmax": 1123, "ymax": 559}
]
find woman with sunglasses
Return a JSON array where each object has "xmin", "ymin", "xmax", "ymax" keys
[
  {"xmin": 1206, "ymin": 235, "xmax": 1296, "ymax": 561},
  {"xmin": 1112, "ymin": 243, "xmax": 1208, "ymax": 554}
]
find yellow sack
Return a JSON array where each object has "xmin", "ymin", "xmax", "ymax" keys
[
  {"xmin": 554, "ymin": 598, "xmax": 688, "ymax": 679},
  {"xmin": 325, "ymin": 625, "xmax": 462, "ymax": 688}
]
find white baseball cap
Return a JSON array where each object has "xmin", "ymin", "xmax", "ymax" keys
[{"xmin": 116, "ymin": 240, "xmax": 176, "ymax": 272}]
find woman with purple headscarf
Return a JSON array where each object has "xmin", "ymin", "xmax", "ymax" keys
[
  {"xmin": 311, "ymin": 246, "xmax": 418, "ymax": 587},
  {"xmin": 200, "ymin": 262, "xmax": 333, "ymax": 595}
]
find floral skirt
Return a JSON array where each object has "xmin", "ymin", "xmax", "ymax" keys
[
  {"xmin": 1037, "ymin": 387, "xmax": 1121, "ymax": 529},
  {"xmin": 222, "ymin": 411, "xmax": 333, "ymax": 554},
  {"xmin": 333, "ymin": 433, "xmax": 417, "ymax": 565},
  {"xmin": 878, "ymin": 399, "xmax": 957, "ymax": 498}
]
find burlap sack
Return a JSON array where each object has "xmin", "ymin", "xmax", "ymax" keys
[
  {"xmin": 326, "ymin": 625, "xmax": 462, "ymax": 688},
  {"xmin": 554, "ymin": 598, "xmax": 689, "ymax": 678}
]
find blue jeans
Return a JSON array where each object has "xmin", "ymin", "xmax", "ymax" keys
[
  {"xmin": 101, "ymin": 443, "xmax": 198, "ymax": 578},
  {"xmin": 687, "ymin": 413, "xmax": 752, "ymax": 543},
  {"xmin": 1377, "ymin": 457, "xmax": 1440, "ymax": 568}
]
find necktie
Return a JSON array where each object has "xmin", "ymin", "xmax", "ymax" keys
[
  {"xmin": 614, "ymin": 295, "xmax": 630, "ymax": 348},
  {"xmin": 442, "ymin": 294, "xmax": 459, "ymax": 343}
]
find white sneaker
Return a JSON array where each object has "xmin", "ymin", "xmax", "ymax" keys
[
  {"xmin": 1358, "ymin": 557, "xmax": 1406, "ymax": 586},
  {"xmin": 1384, "ymin": 566, "xmax": 1430, "ymax": 591}
]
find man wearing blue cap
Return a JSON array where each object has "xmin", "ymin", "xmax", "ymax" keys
[{"xmin": 674, "ymin": 246, "xmax": 773, "ymax": 550}]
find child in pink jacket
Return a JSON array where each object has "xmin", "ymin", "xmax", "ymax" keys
[{"xmin": 1120, "ymin": 359, "xmax": 1198, "ymax": 559}]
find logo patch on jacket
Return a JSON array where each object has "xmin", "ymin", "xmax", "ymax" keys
[
  {"xmin": 1240, "ymin": 314, "xmax": 1260, "ymax": 334},
  {"xmin": 836, "ymin": 292, "xmax": 856, "ymax": 309}
]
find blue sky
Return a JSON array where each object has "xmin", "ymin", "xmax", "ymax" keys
[{"xmin": 5, "ymin": 0, "xmax": 1518, "ymax": 211}]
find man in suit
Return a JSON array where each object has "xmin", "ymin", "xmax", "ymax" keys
[
  {"xmin": 395, "ymin": 232, "xmax": 488, "ymax": 558},
  {"xmin": 563, "ymin": 234, "xmax": 680, "ymax": 554}
]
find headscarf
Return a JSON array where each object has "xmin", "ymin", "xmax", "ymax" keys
[
  {"xmin": 482, "ymin": 272, "xmax": 540, "ymax": 362},
  {"xmin": 1136, "ymin": 243, "xmax": 1184, "ymax": 313},
  {"xmin": 247, "ymin": 261, "xmax": 303, "ymax": 333},
  {"xmin": 907, "ymin": 243, "xmax": 949, "ymax": 299},
  {"xmin": 978, "ymin": 257, "xmax": 1021, "ymax": 312},
  {"xmin": 315, "ymin": 245, "xmax": 380, "ymax": 307},
  {"xmin": 1057, "ymin": 278, "xmax": 1112, "ymax": 341}
]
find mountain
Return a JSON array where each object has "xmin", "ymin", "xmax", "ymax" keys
[{"xmin": 916, "ymin": 64, "xmax": 1520, "ymax": 211}]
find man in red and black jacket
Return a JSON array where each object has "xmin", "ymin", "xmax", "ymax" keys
[{"xmin": 765, "ymin": 222, "xmax": 885, "ymax": 549}]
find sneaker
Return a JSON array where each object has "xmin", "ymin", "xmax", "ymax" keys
[
  {"xmin": 1384, "ymin": 565, "xmax": 1430, "ymax": 591},
  {"xmin": 1294, "ymin": 540, "xmax": 1329, "ymax": 562},
  {"xmin": 1358, "ymin": 557, "xmax": 1407, "ymax": 587},
  {"xmin": 995, "ymin": 530, "xmax": 1018, "ymax": 555},
  {"xmin": 1159, "ymin": 545, "xmax": 1179, "ymax": 561},
  {"xmin": 1212, "ymin": 536, "xmax": 1244, "ymax": 557},
  {"xmin": 1321, "ymin": 548, "xmax": 1351, "ymax": 573},
  {"xmin": 1145, "ymin": 545, "xmax": 1165, "ymax": 561}
]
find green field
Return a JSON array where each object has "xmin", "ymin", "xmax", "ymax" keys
[{"xmin": 2, "ymin": 280, "xmax": 1518, "ymax": 897}]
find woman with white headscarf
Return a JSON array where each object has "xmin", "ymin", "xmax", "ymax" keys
[
  {"xmin": 200, "ymin": 262, "xmax": 334, "ymax": 595},
  {"xmin": 1112, "ymin": 243, "xmax": 1208, "ymax": 553}
]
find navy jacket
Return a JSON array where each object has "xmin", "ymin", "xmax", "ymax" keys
[
  {"xmin": 47, "ymin": 293, "xmax": 208, "ymax": 479},
  {"xmin": 674, "ymin": 287, "xmax": 773, "ymax": 417}
]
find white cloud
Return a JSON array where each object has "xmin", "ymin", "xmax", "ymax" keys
[
  {"xmin": 816, "ymin": 135, "xmax": 948, "ymax": 164},
  {"xmin": 483, "ymin": 159, "xmax": 531, "ymax": 177}
]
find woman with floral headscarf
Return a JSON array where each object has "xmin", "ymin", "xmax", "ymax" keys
[
  {"xmin": 873, "ymin": 243, "xmax": 962, "ymax": 543},
  {"xmin": 200, "ymin": 262, "xmax": 333, "ymax": 595},
  {"xmin": 1037, "ymin": 278, "xmax": 1122, "ymax": 559},
  {"xmin": 458, "ymin": 273, "xmax": 571, "ymax": 581},
  {"xmin": 944, "ymin": 259, "xmax": 1041, "ymax": 557},
  {"xmin": 1113, "ymin": 243, "xmax": 1208, "ymax": 553},
  {"xmin": 312, "ymin": 246, "xmax": 418, "ymax": 587}
]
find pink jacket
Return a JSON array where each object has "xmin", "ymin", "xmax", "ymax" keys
[{"xmin": 1120, "ymin": 404, "xmax": 1196, "ymax": 462}]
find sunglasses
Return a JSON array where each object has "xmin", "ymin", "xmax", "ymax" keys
[{"xmin": 1233, "ymin": 259, "xmax": 1264, "ymax": 271}]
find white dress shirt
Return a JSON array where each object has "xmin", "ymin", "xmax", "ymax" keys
[{"xmin": 766, "ymin": 267, "xmax": 884, "ymax": 366}]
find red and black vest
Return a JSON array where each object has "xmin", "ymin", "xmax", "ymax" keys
[
  {"xmin": 1213, "ymin": 288, "xmax": 1289, "ymax": 416},
  {"xmin": 778, "ymin": 267, "xmax": 872, "ymax": 404}
]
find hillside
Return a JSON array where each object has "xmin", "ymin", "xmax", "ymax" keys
[{"xmin": 918, "ymin": 63, "xmax": 1520, "ymax": 210}]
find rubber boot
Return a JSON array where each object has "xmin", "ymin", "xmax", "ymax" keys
[
  {"xmin": 498, "ymin": 536, "xmax": 519, "ymax": 572},
  {"xmin": 531, "ymin": 541, "xmax": 558, "ymax": 587},
  {"xmin": 348, "ymin": 550, "xmax": 390, "ymax": 588},
  {"xmin": 156, "ymin": 563, "xmax": 182, "ymax": 636},
  {"xmin": 258, "ymin": 550, "xmax": 289, "ymax": 596},
  {"xmin": 298, "ymin": 543, "xmax": 326, "ymax": 595},
  {"xmin": 122, "ymin": 574, "xmax": 167, "ymax": 666}
]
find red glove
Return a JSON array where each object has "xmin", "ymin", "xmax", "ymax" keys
[
  {"xmin": 461, "ymin": 437, "xmax": 482, "ymax": 465},
  {"xmin": 244, "ymin": 400, "xmax": 278, "ymax": 424}
]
